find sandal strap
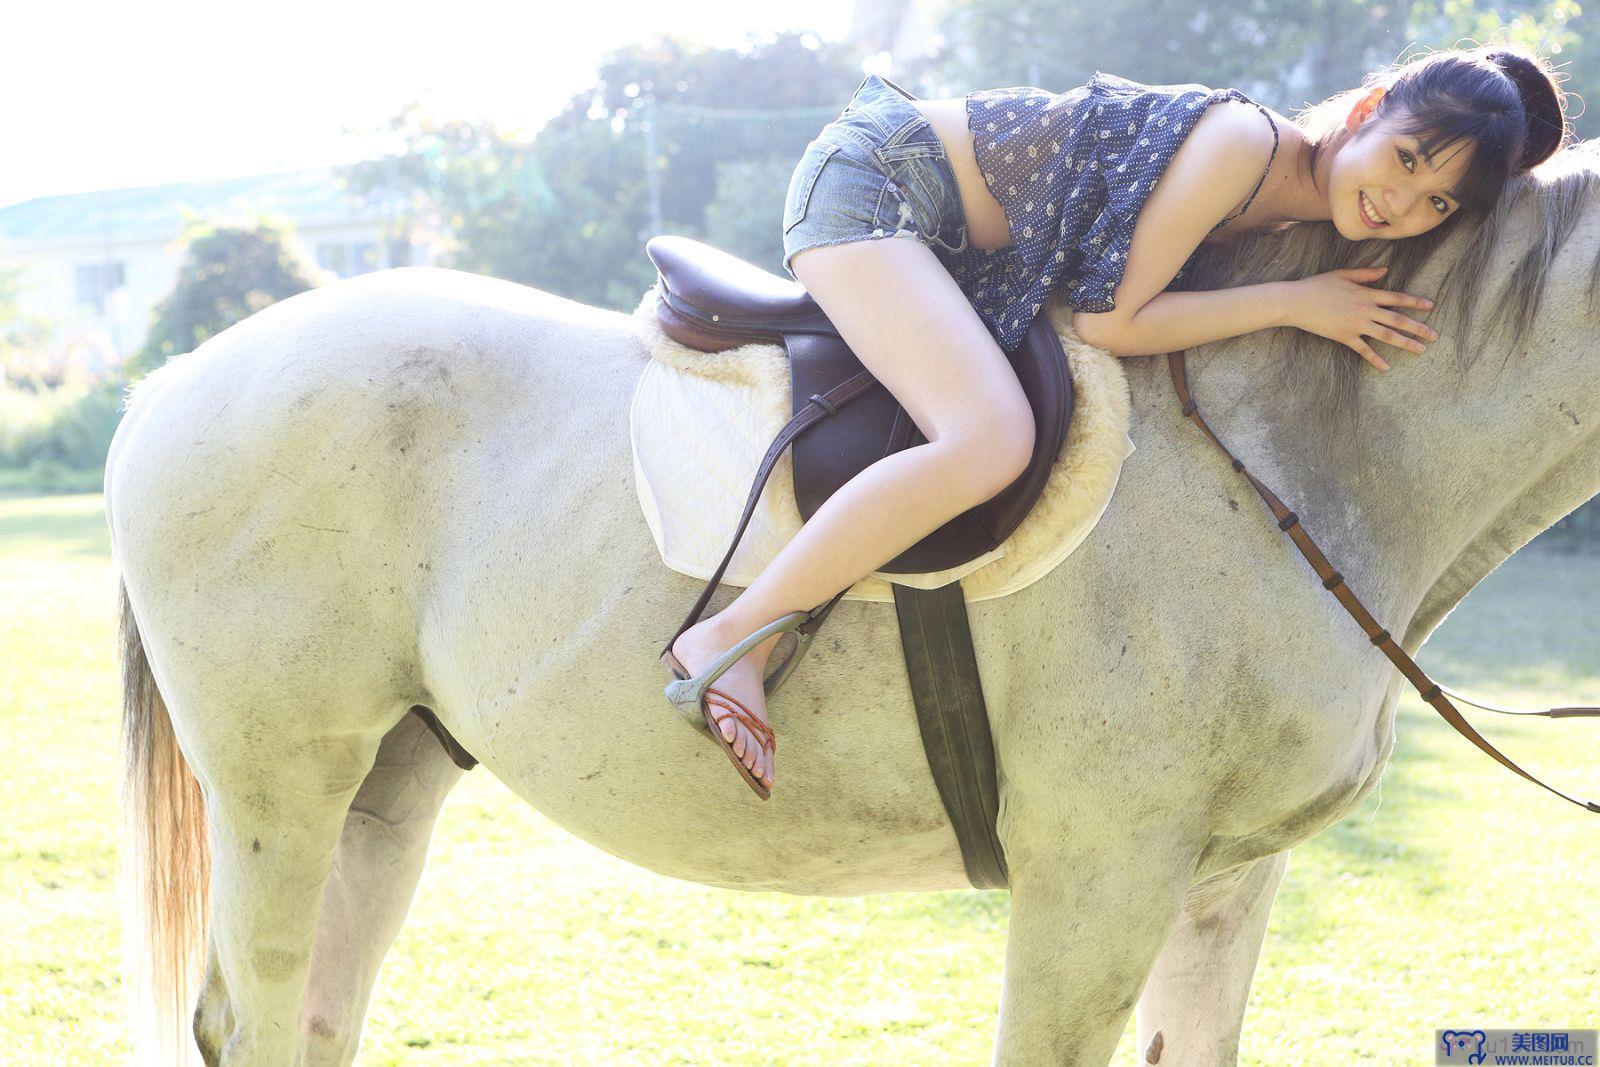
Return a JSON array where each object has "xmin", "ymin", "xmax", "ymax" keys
[{"xmin": 704, "ymin": 687, "xmax": 776, "ymax": 754}]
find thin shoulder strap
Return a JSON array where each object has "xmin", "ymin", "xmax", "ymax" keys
[{"xmin": 1222, "ymin": 101, "xmax": 1279, "ymax": 224}]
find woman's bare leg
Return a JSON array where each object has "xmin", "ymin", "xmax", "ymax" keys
[{"xmin": 668, "ymin": 236, "xmax": 1036, "ymax": 791}]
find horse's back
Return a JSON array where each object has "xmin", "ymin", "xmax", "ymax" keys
[
  {"xmin": 105, "ymin": 268, "xmax": 645, "ymax": 728},
  {"xmin": 108, "ymin": 269, "xmax": 638, "ymax": 536}
]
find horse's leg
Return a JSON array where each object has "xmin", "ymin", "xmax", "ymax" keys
[
  {"xmin": 299, "ymin": 712, "xmax": 466, "ymax": 1065},
  {"xmin": 1133, "ymin": 851, "xmax": 1289, "ymax": 1066},
  {"xmin": 992, "ymin": 831, "xmax": 1200, "ymax": 1066},
  {"xmin": 190, "ymin": 725, "xmax": 386, "ymax": 1065}
]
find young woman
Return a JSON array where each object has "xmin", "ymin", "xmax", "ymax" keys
[{"xmin": 662, "ymin": 44, "xmax": 1568, "ymax": 799}]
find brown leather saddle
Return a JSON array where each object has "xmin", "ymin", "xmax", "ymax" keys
[{"xmin": 645, "ymin": 235, "xmax": 1072, "ymax": 578}]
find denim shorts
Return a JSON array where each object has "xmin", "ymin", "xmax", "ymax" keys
[{"xmin": 781, "ymin": 74, "xmax": 969, "ymax": 280}]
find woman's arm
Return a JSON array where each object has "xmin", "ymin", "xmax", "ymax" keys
[
  {"xmin": 1070, "ymin": 100, "xmax": 1279, "ymax": 355},
  {"xmin": 1076, "ymin": 281, "xmax": 1296, "ymax": 357}
]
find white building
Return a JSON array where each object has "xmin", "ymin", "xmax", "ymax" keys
[{"xmin": 0, "ymin": 167, "xmax": 426, "ymax": 374}]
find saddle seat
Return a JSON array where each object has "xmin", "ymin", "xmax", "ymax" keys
[
  {"xmin": 644, "ymin": 235, "xmax": 1073, "ymax": 577},
  {"xmin": 645, "ymin": 236, "xmax": 823, "ymax": 350}
]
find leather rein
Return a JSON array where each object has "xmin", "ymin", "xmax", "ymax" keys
[{"xmin": 1166, "ymin": 351, "xmax": 1600, "ymax": 814}]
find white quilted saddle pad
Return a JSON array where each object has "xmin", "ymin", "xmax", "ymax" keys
[{"xmin": 627, "ymin": 287, "xmax": 1135, "ymax": 604}]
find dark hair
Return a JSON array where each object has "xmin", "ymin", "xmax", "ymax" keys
[{"xmin": 1296, "ymin": 44, "xmax": 1573, "ymax": 223}]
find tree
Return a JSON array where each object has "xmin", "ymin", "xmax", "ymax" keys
[
  {"xmin": 540, "ymin": 31, "xmax": 864, "ymax": 233},
  {"xmin": 131, "ymin": 217, "xmax": 318, "ymax": 376},
  {"xmin": 934, "ymin": 0, "xmax": 1585, "ymax": 136},
  {"xmin": 342, "ymin": 31, "xmax": 865, "ymax": 310},
  {"xmin": 701, "ymin": 156, "xmax": 801, "ymax": 273}
]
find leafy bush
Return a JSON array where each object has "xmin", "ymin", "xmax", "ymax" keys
[
  {"xmin": 131, "ymin": 218, "xmax": 316, "ymax": 375},
  {"xmin": 0, "ymin": 378, "xmax": 125, "ymax": 471}
]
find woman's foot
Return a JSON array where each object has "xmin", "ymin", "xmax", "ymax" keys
[{"xmin": 669, "ymin": 617, "xmax": 780, "ymax": 792}]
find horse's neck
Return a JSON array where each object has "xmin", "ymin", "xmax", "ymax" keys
[
  {"xmin": 1119, "ymin": 353, "xmax": 1479, "ymax": 629},
  {"xmin": 1124, "ymin": 328, "xmax": 1597, "ymax": 646}
]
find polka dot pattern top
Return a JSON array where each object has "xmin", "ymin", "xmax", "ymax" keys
[{"xmin": 939, "ymin": 71, "xmax": 1279, "ymax": 355}]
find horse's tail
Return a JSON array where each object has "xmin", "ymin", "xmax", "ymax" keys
[{"xmin": 119, "ymin": 577, "xmax": 210, "ymax": 1064}]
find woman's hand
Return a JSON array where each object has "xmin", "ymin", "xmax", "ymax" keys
[{"xmin": 1286, "ymin": 266, "xmax": 1438, "ymax": 371}]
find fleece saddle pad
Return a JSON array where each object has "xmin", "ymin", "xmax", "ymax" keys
[{"xmin": 627, "ymin": 287, "xmax": 1136, "ymax": 604}]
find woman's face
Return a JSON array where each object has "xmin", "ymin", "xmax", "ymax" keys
[{"xmin": 1331, "ymin": 87, "xmax": 1474, "ymax": 241}]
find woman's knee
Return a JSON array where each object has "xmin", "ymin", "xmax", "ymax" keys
[
  {"xmin": 941, "ymin": 408, "xmax": 1037, "ymax": 500},
  {"xmin": 988, "ymin": 410, "xmax": 1037, "ymax": 488}
]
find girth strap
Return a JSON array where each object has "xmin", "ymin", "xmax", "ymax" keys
[
  {"xmin": 892, "ymin": 582, "xmax": 1009, "ymax": 889},
  {"xmin": 1167, "ymin": 351, "xmax": 1600, "ymax": 814}
]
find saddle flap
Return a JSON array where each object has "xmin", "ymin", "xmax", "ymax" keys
[
  {"xmin": 629, "ymin": 284, "xmax": 1137, "ymax": 604},
  {"xmin": 638, "ymin": 235, "xmax": 1078, "ymax": 579},
  {"xmin": 787, "ymin": 313, "xmax": 1073, "ymax": 574}
]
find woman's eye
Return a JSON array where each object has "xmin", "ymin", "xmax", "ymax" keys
[{"xmin": 1398, "ymin": 148, "xmax": 1451, "ymax": 214}]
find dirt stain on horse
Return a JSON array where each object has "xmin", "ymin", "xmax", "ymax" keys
[{"xmin": 251, "ymin": 947, "xmax": 307, "ymax": 983}]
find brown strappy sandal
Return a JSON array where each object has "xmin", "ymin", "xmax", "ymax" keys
[
  {"xmin": 703, "ymin": 687, "xmax": 776, "ymax": 801},
  {"xmin": 660, "ymin": 646, "xmax": 775, "ymax": 800}
]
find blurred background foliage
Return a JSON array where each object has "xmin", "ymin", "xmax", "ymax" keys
[
  {"xmin": 342, "ymin": 33, "xmax": 862, "ymax": 308},
  {"xmin": 0, "ymin": 221, "xmax": 320, "ymax": 489},
  {"xmin": 130, "ymin": 219, "xmax": 318, "ymax": 377}
]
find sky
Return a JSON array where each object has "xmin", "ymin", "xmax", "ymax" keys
[{"xmin": 0, "ymin": 0, "xmax": 857, "ymax": 210}]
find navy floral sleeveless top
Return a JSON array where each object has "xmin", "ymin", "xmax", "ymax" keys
[{"xmin": 940, "ymin": 71, "xmax": 1279, "ymax": 354}]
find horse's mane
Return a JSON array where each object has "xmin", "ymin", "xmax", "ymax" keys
[{"xmin": 1171, "ymin": 137, "xmax": 1600, "ymax": 444}]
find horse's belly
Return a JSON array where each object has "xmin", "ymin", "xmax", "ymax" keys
[
  {"xmin": 461, "ymin": 687, "xmax": 976, "ymax": 895},
  {"xmin": 415, "ymin": 492, "xmax": 976, "ymax": 895}
]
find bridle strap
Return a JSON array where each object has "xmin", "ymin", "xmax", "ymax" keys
[{"xmin": 1167, "ymin": 351, "xmax": 1600, "ymax": 814}]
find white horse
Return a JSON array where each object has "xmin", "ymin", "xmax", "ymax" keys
[{"xmin": 107, "ymin": 149, "xmax": 1600, "ymax": 1064}]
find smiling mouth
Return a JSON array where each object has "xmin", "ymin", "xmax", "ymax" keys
[{"xmin": 1360, "ymin": 191, "xmax": 1388, "ymax": 228}]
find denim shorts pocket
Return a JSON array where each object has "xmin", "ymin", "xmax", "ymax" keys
[
  {"xmin": 784, "ymin": 140, "xmax": 842, "ymax": 235},
  {"xmin": 872, "ymin": 142, "xmax": 964, "ymax": 252}
]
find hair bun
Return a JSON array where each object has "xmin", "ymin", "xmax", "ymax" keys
[{"xmin": 1486, "ymin": 49, "xmax": 1569, "ymax": 169}]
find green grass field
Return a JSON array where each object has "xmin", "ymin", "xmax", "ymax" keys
[{"xmin": 2, "ymin": 492, "xmax": 1596, "ymax": 1064}]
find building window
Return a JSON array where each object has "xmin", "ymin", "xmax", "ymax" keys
[
  {"xmin": 75, "ymin": 261, "xmax": 126, "ymax": 315},
  {"xmin": 314, "ymin": 240, "xmax": 381, "ymax": 278}
]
